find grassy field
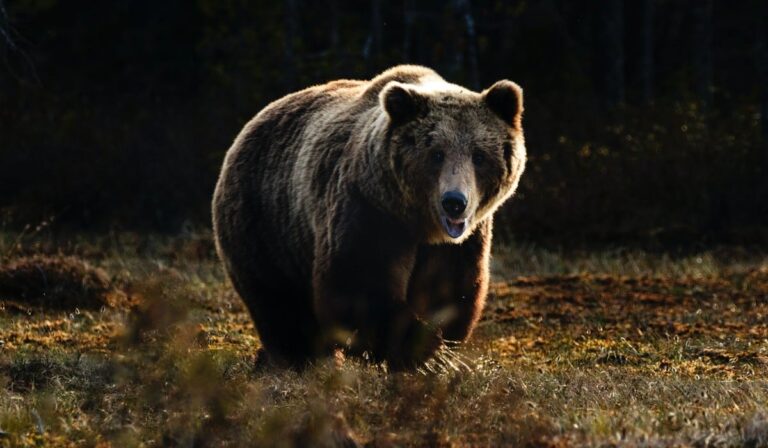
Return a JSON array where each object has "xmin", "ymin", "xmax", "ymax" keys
[{"xmin": 0, "ymin": 233, "xmax": 767, "ymax": 447}]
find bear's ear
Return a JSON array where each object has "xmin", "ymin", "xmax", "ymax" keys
[
  {"xmin": 380, "ymin": 82, "xmax": 426, "ymax": 126},
  {"xmin": 482, "ymin": 80, "xmax": 523, "ymax": 129}
]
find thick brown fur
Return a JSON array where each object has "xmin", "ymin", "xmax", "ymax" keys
[{"xmin": 212, "ymin": 65, "xmax": 526, "ymax": 369}]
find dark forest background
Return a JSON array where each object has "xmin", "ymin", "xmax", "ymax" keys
[{"xmin": 1, "ymin": 0, "xmax": 767, "ymax": 247}]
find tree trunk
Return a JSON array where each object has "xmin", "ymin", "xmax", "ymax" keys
[
  {"xmin": 329, "ymin": 0, "xmax": 340, "ymax": 75},
  {"xmin": 595, "ymin": 0, "xmax": 625, "ymax": 106},
  {"xmin": 759, "ymin": 1, "xmax": 768, "ymax": 142},
  {"xmin": 0, "ymin": 0, "xmax": 15, "ymax": 52},
  {"xmin": 371, "ymin": 0, "xmax": 382, "ymax": 60},
  {"xmin": 758, "ymin": 0, "xmax": 768, "ymax": 198},
  {"xmin": 403, "ymin": 0, "xmax": 413, "ymax": 62},
  {"xmin": 454, "ymin": 0, "xmax": 480, "ymax": 90},
  {"xmin": 692, "ymin": 0, "xmax": 713, "ymax": 107},
  {"xmin": 639, "ymin": 0, "xmax": 654, "ymax": 103},
  {"xmin": 364, "ymin": 0, "xmax": 383, "ymax": 73},
  {"xmin": 283, "ymin": 0, "xmax": 299, "ymax": 92}
]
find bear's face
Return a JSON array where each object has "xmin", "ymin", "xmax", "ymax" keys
[{"xmin": 380, "ymin": 80, "xmax": 526, "ymax": 244}]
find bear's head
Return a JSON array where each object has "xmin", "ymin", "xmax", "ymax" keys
[{"xmin": 379, "ymin": 79, "xmax": 526, "ymax": 244}]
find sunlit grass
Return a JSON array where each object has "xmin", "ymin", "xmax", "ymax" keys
[
  {"xmin": 492, "ymin": 242, "xmax": 767, "ymax": 278},
  {"xmin": 1, "ymin": 232, "xmax": 768, "ymax": 446}
]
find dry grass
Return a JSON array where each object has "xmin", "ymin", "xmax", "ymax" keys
[{"xmin": 0, "ymin": 232, "xmax": 767, "ymax": 447}]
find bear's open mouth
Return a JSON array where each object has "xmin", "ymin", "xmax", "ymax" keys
[{"xmin": 440, "ymin": 216, "xmax": 467, "ymax": 239}]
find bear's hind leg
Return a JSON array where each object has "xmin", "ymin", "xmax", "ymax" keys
[{"xmin": 237, "ymin": 283, "xmax": 326, "ymax": 369}]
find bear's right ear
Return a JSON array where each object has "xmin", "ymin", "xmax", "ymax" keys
[
  {"xmin": 483, "ymin": 80, "xmax": 524, "ymax": 129},
  {"xmin": 380, "ymin": 82, "xmax": 426, "ymax": 126}
]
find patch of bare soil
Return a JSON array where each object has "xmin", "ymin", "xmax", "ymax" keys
[{"xmin": 483, "ymin": 267, "xmax": 768, "ymax": 377}]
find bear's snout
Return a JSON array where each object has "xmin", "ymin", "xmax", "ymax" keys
[
  {"xmin": 441, "ymin": 191, "xmax": 467, "ymax": 219},
  {"xmin": 439, "ymin": 191, "xmax": 470, "ymax": 239}
]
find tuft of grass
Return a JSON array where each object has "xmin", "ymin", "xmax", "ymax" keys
[{"xmin": 0, "ymin": 256, "xmax": 115, "ymax": 311}]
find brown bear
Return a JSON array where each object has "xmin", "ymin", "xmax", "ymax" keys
[{"xmin": 212, "ymin": 65, "xmax": 526, "ymax": 369}]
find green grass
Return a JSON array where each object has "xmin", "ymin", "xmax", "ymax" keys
[{"xmin": 1, "ymin": 232, "xmax": 767, "ymax": 446}]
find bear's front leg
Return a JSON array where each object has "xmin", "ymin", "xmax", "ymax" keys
[
  {"xmin": 407, "ymin": 218, "xmax": 492, "ymax": 342},
  {"xmin": 312, "ymin": 196, "xmax": 442, "ymax": 369}
]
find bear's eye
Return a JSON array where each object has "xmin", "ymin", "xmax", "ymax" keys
[
  {"xmin": 472, "ymin": 151, "xmax": 486, "ymax": 166},
  {"xmin": 430, "ymin": 150, "xmax": 445, "ymax": 164}
]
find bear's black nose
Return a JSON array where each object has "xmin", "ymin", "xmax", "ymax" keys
[{"xmin": 441, "ymin": 191, "xmax": 467, "ymax": 219}]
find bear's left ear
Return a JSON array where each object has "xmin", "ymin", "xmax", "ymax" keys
[
  {"xmin": 482, "ymin": 80, "xmax": 523, "ymax": 129},
  {"xmin": 380, "ymin": 81, "xmax": 426, "ymax": 126}
]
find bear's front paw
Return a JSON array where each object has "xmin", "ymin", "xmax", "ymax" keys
[{"xmin": 385, "ymin": 319, "xmax": 443, "ymax": 371}]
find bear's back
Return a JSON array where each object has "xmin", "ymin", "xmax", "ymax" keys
[
  {"xmin": 361, "ymin": 65, "xmax": 442, "ymax": 100},
  {"xmin": 213, "ymin": 65, "xmax": 444, "ymax": 289}
]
